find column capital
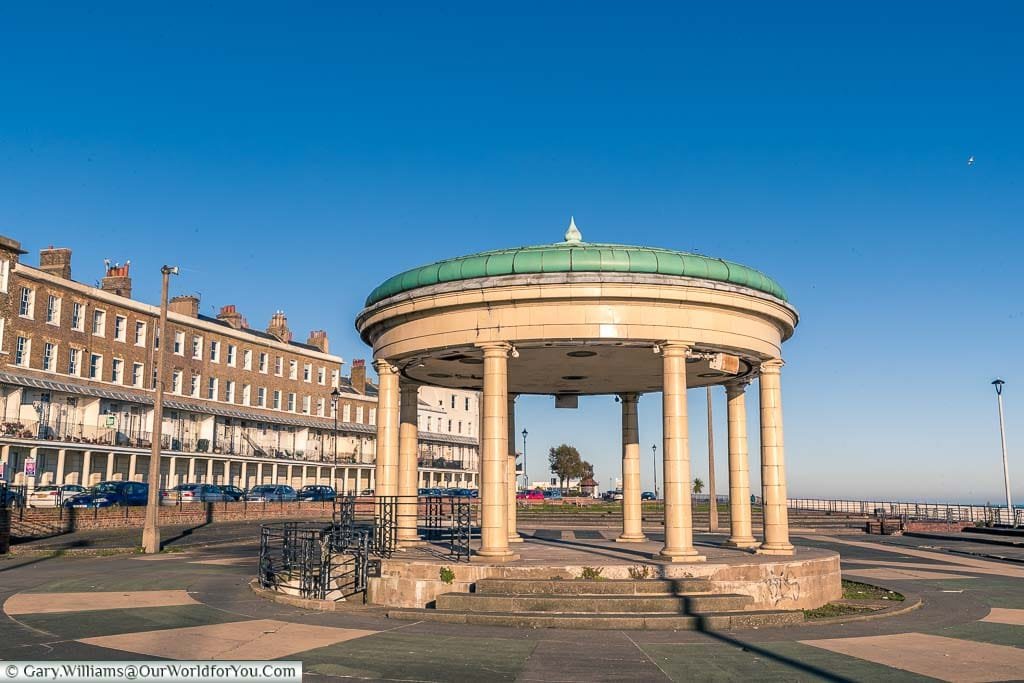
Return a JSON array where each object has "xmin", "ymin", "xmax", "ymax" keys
[
  {"xmin": 617, "ymin": 392, "xmax": 640, "ymax": 404},
  {"xmin": 724, "ymin": 380, "xmax": 751, "ymax": 398},
  {"xmin": 373, "ymin": 358, "xmax": 398, "ymax": 376},
  {"xmin": 659, "ymin": 341, "xmax": 692, "ymax": 357},
  {"xmin": 759, "ymin": 358, "xmax": 784, "ymax": 374},
  {"xmin": 399, "ymin": 380, "xmax": 421, "ymax": 397},
  {"xmin": 475, "ymin": 341, "xmax": 512, "ymax": 357}
]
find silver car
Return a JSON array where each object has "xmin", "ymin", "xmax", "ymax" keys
[
  {"xmin": 245, "ymin": 484, "xmax": 297, "ymax": 502},
  {"xmin": 160, "ymin": 483, "xmax": 228, "ymax": 505}
]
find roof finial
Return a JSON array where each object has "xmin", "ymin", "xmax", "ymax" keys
[{"xmin": 564, "ymin": 215, "xmax": 582, "ymax": 244}]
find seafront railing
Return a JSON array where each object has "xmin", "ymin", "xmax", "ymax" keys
[{"xmin": 787, "ymin": 497, "xmax": 1021, "ymax": 526}]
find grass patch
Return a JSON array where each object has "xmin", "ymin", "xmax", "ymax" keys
[
  {"xmin": 803, "ymin": 603, "xmax": 871, "ymax": 620},
  {"xmin": 842, "ymin": 579, "xmax": 904, "ymax": 601}
]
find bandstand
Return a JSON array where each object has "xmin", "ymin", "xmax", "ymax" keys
[{"xmin": 353, "ymin": 219, "xmax": 841, "ymax": 616}]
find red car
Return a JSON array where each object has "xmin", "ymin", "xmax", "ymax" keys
[{"xmin": 516, "ymin": 489, "xmax": 545, "ymax": 500}]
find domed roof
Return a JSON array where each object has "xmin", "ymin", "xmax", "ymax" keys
[{"xmin": 364, "ymin": 218, "xmax": 788, "ymax": 306}]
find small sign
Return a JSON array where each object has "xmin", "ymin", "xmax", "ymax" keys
[
  {"xmin": 366, "ymin": 559, "xmax": 382, "ymax": 578},
  {"xmin": 24, "ymin": 459, "xmax": 36, "ymax": 477},
  {"xmin": 104, "ymin": 415, "xmax": 116, "ymax": 428}
]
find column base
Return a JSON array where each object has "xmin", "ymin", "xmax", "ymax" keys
[
  {"xmin": 508, "ymin": 533, "xmax": 524, "ymax": 543},
  {"xmin": 756, "ymin": 543, "xmax": 794, "ymax": 556},
  {"xmin": 656, "ymin": 548, "xmax": 706, "ymax": 563},
  {"xmin": 615, "ymin": 534, "xmax": 649, "ymax": 543},
  {"xmin": 472, "ymin": 551, "xmax": 520, "ymax": 563},
  {"xmin": 721, "ymin": 538, "xmax": 761, "ymax": 550}
]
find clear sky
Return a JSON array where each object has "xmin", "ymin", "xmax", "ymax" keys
[{"xmin": 2, "ymin": 2, "xmax": 1022, "ymax": 503}]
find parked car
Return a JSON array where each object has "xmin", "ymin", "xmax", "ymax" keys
[
  {"xmin": 418, "ymin": 487, "xmax": 444, "ymax": 497},
  {"xmin": 543, "ymin": 489, "xmax": 563, "ymax": 500},
  {"xmin": 220, "ymin": 485, "xmax": 246, "ymax": 501},
  {"xmin": 63, "ymin": 481, "xmax": 149, "ymax": 508},
  {"xmin": 360, "ymin": 489, "xmax": 374, "ymax": 496},
  {"xmin": 610, "ymin": 490, "xmax": 624, "ymax": 501},
  {"xmin": 297, "ymin": 485, "xmax": 336, "ymax": 501},
  {"xmin": 246, "ymin": 485, "xmax": 297, "ymax": 502},
  {"xmin": 517, "ymin": 489, "xmax": 544, "ymax": 500},
  {"xmin": 0, "ymin": 484, "xmax": 25, "ymax": 508},
  {"xmin": 27, "ymin": 484, "xmax": 86, "ymax": 507},
  {"xmin": 641, "ymin": 491, "xmax": 658, "ymax": 501},
  {"xmin": 449, "ymin": 488, "xmax": 474, "ymax": 498},
  {"xmin": 160, "ymin": 483, "xmax": 227, "ymax": 505}
]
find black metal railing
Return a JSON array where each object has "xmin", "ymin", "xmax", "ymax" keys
[{"xmin": 258, "ymin": 521, "xmax": 372, "ymax": 601}]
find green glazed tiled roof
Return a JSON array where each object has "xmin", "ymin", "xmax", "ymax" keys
[{"xmin": 365, "ymin": 241, "xmax": 787, "ymax": 306}]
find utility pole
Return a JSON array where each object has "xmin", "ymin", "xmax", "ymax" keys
[
  {"xmin": 521, "ymin": 429, "xmax": 528, "ymax": 489},
  {"xmin": 707, "ymin": 386, "xmax": 718, "ymax": 532},
  {"xmin": 651, "ymin": 443, "xmax": 659, "ymax": 500},
  {"xmin": 142, "ymin": 265, "xmax": 178, "ymax": 554},
  {"xmin": 993, "ymin": 379, "xmax": 1015, "ymax": 526}
]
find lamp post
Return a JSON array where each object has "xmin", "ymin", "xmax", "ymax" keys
[
  {"xmin": 651, "ymin": 443, "xmax": 659, "ymax": 500},
  {"xmin": 330, "ymin": 387, "xmax": 341, "ymax": 466},
  {"xmin": 521, "ymin": 428, "xmax": 528, "ymax": 489},
  {"xmin": 992, "ymin": 379, "xmax": 1015, "ymax": 526},
  {"xmin": 142, "ymin": 265, "xmax": 178, "ymax": 554}
]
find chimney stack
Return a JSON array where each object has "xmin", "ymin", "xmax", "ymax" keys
[
  {"xmin": 306, "ymin": 330, "xmax": 329, "ymax": 353},
  {"xmin": 350, "ymin": 359, "xmax": 366, "ymax": 395},
  {"xmin": 217, "ymin": 304, "xmax": 248, "ymax": 330},
  {"xmin": 267, "ymin": 310, "xmax": 292, "ymax": 343},
  {"xmin": 169, "ymin": 294, "xmax": 200, "ymax": 318},
  {"xmin": 39, "ymin": 247, "xmax": 72, "ymax": 280},
  {"xmin": 100, "ymin": 260, "xmax": 132, "ymax": 298}
]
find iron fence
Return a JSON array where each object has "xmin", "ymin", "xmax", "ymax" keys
[{"xmin": 788, "ymin": 497, "xmax": 1021, "ymax": 527}]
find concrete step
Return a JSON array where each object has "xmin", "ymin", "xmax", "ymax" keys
[
  {"xmin": 435, "ymin": 592, "xmax": 753, "ymax": 613},
  {"xmin": 475, "ymin": 578, "xmax": 713, "ymax": 595},
  {"xmin": 386, "ymin": 608, "xmax": 802, "ymax": 630}
]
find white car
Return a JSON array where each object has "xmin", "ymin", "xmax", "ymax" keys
[
  {"xmin": 27, "ymin": 484, "xmax": 86, "ymax": 507},
  {"xmin": 245, "ymin": 485, "xmax": 297, "ymax": 502}
]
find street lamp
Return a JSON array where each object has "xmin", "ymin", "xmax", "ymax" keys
[
  {"xmin": 330, "ymin": 387, "xmax": 342, "ymax": 467},
  {"xmin": 992, "ymin": 379, "xmax": 1015, "ymax": 526},
  {"xmin": 521, "ymin": 429, "xmax": 528, "ymax": 489},
  {"xmin": 142, "ymin": 265, "xmax": 178, "ymax": 554},
  {"xmin": 651, "ymin": 443, "xmax": 659, "ymax": 500}
]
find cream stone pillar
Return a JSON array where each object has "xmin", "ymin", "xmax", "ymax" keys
[
  {"xmin": 723, "ymin": 382, "xmax": 759, "ymax": 548},
  {"xmin": 238, "ymin": 462, "xmax": 247, "ymax": 490},
  {"xmin": 476, "ymin": 342, "xmax": 514, "ymax": 559},
  {"xmin": 373, "ymin": 360, "xmax": 400, "ymax": 498},
  {"xmin": 206, "ymin": 458, "xmax": 214, "ymax": 485},
  {"xmin": 105, "ymin": 453, "xmax": 115, "ymax": 481},
  {"xmin": 758, "ymin": 359, "xmax": 794, "ymax": 555},
  {"xmin": 56, "ymin": 449, "xmax": 67, "ymax": 486},
  {"xmin": 506, "ymin": 394, "xmax": 522, "ymax": 543},
  {"xmin": 188, "ymin": 457, "xmax": 197, "ymax": 483},
  {"xmin": 81, "ymin": 451, "xmax": 92, "ymax": 486},
  {"xmin": 256, "ymin": 462, "xmax": 264, "ymax": 486},
  {"xmin": 397, "ymin": 381, "xmax": 422, "ymax": 546},
  {"xmin": 616, "ymin": 393, "xmax": 646, "ymax": 542},
  {"xmin": 659, "ymin": 343, "xmax": 704, "ymax": 563},
  {"xmin": 168, "ymin": 456, "xmax": 178, "ymax": 488}
]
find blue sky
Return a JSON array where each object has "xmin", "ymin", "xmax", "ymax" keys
[{"xmin": 2, "ymin": 2, "xmax": 1022, "ymax": 502}]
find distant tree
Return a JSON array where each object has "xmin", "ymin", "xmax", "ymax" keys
[
  {"xmin": 548, "ymin": 444, "xmax": 583, "ymax": 490},
  {"xmin": 693, "ymin": 478, "xmax": 705, "ymax": 495}
]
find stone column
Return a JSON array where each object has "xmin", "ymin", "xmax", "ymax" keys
[
  {"xmin": 723, "ymin": 382, "xmax": 759, "ymax": 548},
  {"xmin": 373, "ymin": 360, "xmax": 400, "ymax": 498},
  {"xmin": 506, "ymin": 394, "xmax": 522, "ymax": 543},
  {"xmin": 56, "ymin": 449, "xmax": 66, "ymax": 486},
  {"xmin": 659, "ymin": 343, "xmax": 704, "ymax": 563},
  {"xmin": 128, "ymin": 453, "xmax": 137, "ymax": 482},
  {"xmin": 397, "ymin": 381, "xmax": 422, "ymax": 546},
  {"xmin": 105, "ymin": 453, "xmax": 115, "ymax": 481},
  {"xmin": 206, "ymin": 458, "xmax": 214, "ymax": 485},
  {"xmin": 476, "ymin": 342, "xmax": 514, "ymax": 559},
  {"xmin": 168, "ymin": 456, "xmax": 178, "ymax": 488},
  {"xmin": 258, "ymin": 462, "xmax": 266, "ymax": 486},
  {"xmin": 617, "ymin": 393, "xmax": 646, "ymax": 542},
  {"xmin": 81, "ymin": 451, "xmax": 92, "ymax": 487},
  {"xmin": 286, "ymin": 464, "xmax": 294, "ymax": 488},
  {"xmin": 188, "ymin": 457, "xmax": 197, "ymax": 483},
  {"xmin": 758, "ymin": 359, "xmax": 794, "ymax": 555},
  {"xmin": 238, "ymin": 462, "xmax": 247, "ymax": 490}
]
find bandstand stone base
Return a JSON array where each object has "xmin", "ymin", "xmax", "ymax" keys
[{"xmin": 366, "ymin": 535, "xmax": 841, "ymax": 612}]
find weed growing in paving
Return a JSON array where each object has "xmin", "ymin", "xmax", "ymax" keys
[
  {"xmin": 579, "ymin": 566, "xmax": 605, "ymax": 580},
  {"xmin": 628, "ymin": 564, "xmax": 651, "ymax": 579},
  {"xmin": 439, "ymin": 566, "xmax": 455, "ymax": 584}
]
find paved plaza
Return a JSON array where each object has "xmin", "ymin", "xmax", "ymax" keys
[{"xmin": 3, "ymin": 529, "xmax": 1024, "ymax": 681}]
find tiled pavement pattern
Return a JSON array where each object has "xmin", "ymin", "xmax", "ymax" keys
[{"xmin": 1, "ymin": 531, "xmax": 1022, "ymax": 681}]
